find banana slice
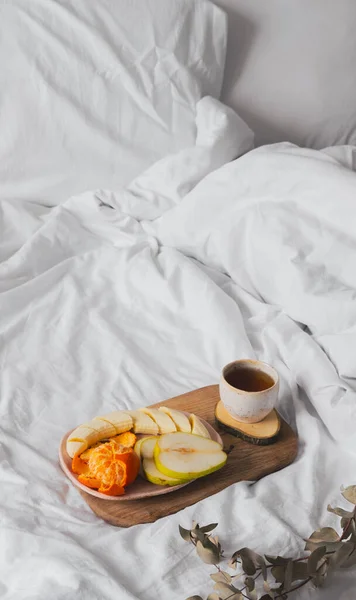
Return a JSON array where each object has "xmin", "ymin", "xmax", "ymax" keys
[
  {"xmin": 158, "ymin": 407, "xmax": 191, "ymax": 433},
  {"xmin": 83, "ymin": 418, "xmax": 117, "ymax": 440},
  {"xmin": 189, "ymin": 414, "xmax": 211, "ymax": 439},
  {"xmin": 66, "ymin": 425, "xmax": 99, "ymax": 458},
  {"xmin": 139, "ymin": 407, "xmax": 176, "ymax": 434},
  {"xmin": 124, "ymin": 410, "xmax": 159, "ymax": 435},
  {"xmin": 98, "ymin": 411, "xmax": 133, "ymax": 434}
]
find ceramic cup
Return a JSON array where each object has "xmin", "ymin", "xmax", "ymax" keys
[{"xmin": 219, "ymin": 359, "xmax": 279, "ymax": 424}]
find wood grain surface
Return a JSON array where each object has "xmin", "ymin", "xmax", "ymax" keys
[{"xmin": 79, "ymin": 385, "xmax": 298, "ymax": 527}]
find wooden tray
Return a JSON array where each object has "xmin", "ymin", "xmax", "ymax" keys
[{"xmin": 78, "ymin": 385, "xmax": 298, "ymax": 527}]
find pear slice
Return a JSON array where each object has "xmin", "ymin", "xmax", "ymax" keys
[
  {"xmin": 139, "ymin": 407, "xmax": 176, "ymax": 433},
  {"xmin": 158, "ymin": 407, "xmax": 191, "ymax": 433},
  {"xmin": 189, "ymin": 414, "xmax": 211, "ymax": 439},
  {"xmin": 154, "ymin": 432, "xmax": 227, "ymax": 481},
  {"xmin": 140, "ymin": 436, "xmax": 158, "ymax": 459},
  {"xmin": 143, "ymin": 458, "xmax": 184, "ymax": 486},
  {"xmin": 134, "ymin": 437, "xmax": 147, "ymax": 459}
]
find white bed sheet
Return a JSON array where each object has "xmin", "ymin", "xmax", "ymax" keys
[
  {"xmin": 1, "ymin": 105, "xmax": 356, "ymax": 599},
  {"xmin": 0, "ymin": 0, "xmax": 226, "ymax": 206}
]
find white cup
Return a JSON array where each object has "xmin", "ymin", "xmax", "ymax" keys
[{"xmin": 219, "ymin": 359, "xmax": 279, "ymax": 424}]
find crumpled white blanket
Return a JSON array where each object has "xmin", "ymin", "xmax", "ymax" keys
[{"xmin": 1, "ymin": 97, "xmax": 356, "ymax": 600}]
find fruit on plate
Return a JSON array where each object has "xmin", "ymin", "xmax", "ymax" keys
[
  {"xmin": 66, "ymin": 412, "xmax": 133, "ymax": 458},
  {"xmin": 189, "ymin": 414, "xmax": 210, "ymax": 439},
  {"xmin": 158, "ymin": 406, "xmax": 191, "ymax": 433},
  {"xmin": 73, "ymin": 437, "xmax": 140, "ymax": 496},
  {"xmin": 66, "ymin": 425, "xmax": 103, "ymax": 458},
  {"xmin": 81, "ymin": 431, "xmax": 137, "ymax": 462},
  {"xmin": 143, "ymin": 458, "xmax": 184, "ymax": 486},
  {"xmin": 133, "ymin": 437, "xmax": 147, "ymax": 459},
  {"xmin": 97, "ymin": 411, "xmax": 133, "ymax": 434},
  {"xmin": 124, "ymin": 410, "xmax": 159, "ymax": 435},
  {"xmin": 139, "ymin": 437, "xmax": 185, "ymax": 486},
  {"xmin": 154, "ymin": 432, "xmax": 226, "ymax": 481},
  {"xmin": 139, "ymin": 436, "xmax": 158, "ymax": 459},
  {"xmin": 139, "ymin": 407, "xmax": 176, "ymax": 433}
]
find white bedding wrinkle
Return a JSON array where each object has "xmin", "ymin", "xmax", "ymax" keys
[
  {"xmin": 1, "ymin": 79, "xmax": 356, "ymax": 600},
  {"xmin": 0, "ymin": 0, "xmax": 227, "ymax": 206}
]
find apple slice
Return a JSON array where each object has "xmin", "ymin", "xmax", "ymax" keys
[
  {"xmin": 154, "ymin": 432, "xmax": 227, "ymax": 481},
  {"xmin": 189, "ymin": 414, "xmax": 211, "ymax": 439},
  {"xmin": 143, "ymin": 458, "xmax": 183, "ymax": 486}
]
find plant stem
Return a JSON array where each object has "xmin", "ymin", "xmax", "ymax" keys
[{"xmin": 340, "ymin": 509, "xmax": 356, "ymax": 541}]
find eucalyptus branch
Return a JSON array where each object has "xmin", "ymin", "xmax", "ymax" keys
[{"xmin": 182, "ymin": 484, "xmax": 356, "ymax": 600}]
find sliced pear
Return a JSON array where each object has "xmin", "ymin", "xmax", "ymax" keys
[
  {"xmin": 139, "ymin": 407, "xmax": 176, "ymax": 433},
  {"xmin": 134, "ymin": 437, "xmax": 147, "ymax": 459},
  {"xmin": 143, "ymin": 458, "xmax": 184, "ymax": 486},
  {"xmin": 140, "ymin": 436, "xmax": 159, "ymax": 459},
  {"xmin": 189, "ymin": 414, "xmax": 211, "ymax": 439},
  {"xmin": 154, "ymin": 432, "xmax": 227, "ymax": 481},
  {"xmin": 158, "ymin": 407, "xmax": 191, "ymax": 433},
  {"xmin": 124, "ymin": 410, "xmax": 159, "ymax": 435}
]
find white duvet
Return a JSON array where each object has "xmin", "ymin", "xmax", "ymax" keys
[{"xmin": 1, "ymin": 97, "xmax": 356, "ymax": 600}]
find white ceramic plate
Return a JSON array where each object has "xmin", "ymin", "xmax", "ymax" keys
[{"xmin": 59, "ymin": 413, "xmax": 223, "ymax": 501}]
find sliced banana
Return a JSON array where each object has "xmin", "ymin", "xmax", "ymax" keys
[
  {"xmin": 98, "ymin": 411, "xmax": 133, "ymax": 434},
  {"xmin": 66, "ymin": 439, "xmax": 88, "ymax": 458},
  {"xmin": 189, "ymin": 414, "xmax": 211, "ymax": 439},
  {"xmin": 139, "ymin": 407, "xmax": 176, "ymax": 434},
  {"xmin": 66, "ymin": 425, "xmax": 99, "ymax": 458},
  {"xmin": 158, "ymin": 406, "xmax": 191, "ymax": 433},
  {"xmin": 83, "ymin": 418, "xmax": 117, "ymax": 440},
  {"xmin": 124, "ymin": 410, "xmax": 159, "ymax": 435}
]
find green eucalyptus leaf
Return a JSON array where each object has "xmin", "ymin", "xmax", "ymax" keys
[
  {"xmin": 340, "ymin": 547, "xmax": 356, "ymax": 568},
  {"xmin": 271, "ymin": 565, "xmax": 285, "ymax": 583},
  {"xmin": 179, "ymin": 525, "xmax": 192, "ymax": 542},
  {"xmin": 307, "ymin": 546, "xmax": 327, "ymax": 576},
  {"xmin": 199, "ymin": 523, "xmax": 218, "ymax": 534},
  {"xmin": 305, "ymin": 540, "xmax": 344, "ymax": 553},
  {"xmin": 235, "ymin": 548, "xmax": 263, "ymax": 576},
  {"xmin": 263, "ymin": 580, "xmax": 271, "ymax": 593},
  {"xmin": 210, "ymin": 571, "xmax": 231, "ymax": 584},
  {"xmin": 213, "ymin": 581, "xmax": 238, "ymax": 599},
  {"xmin": 192, "ymin": 529, "xmax": 207, "ymax": 544},
  {"xmin": 196, "ymin": 540, "xmax": 220, "ymax": 565},
  {"xmin": 306, "ymin": 527, "xmax": 340, "ymax": 544},
  {"xmin": 260, "ymin": 596, "xmax": 274, "ymax": 600},
  {"xmin": 244, "ymin": 577, "xmax": 255, "ymax": 592},
  {"xmin": 329, "ymin": 541, "xmax": 354, "ymax": 568},
  {"xmin": 341, "ymin": 485, "xmax": 356, "ymax": 505},
  {"xmin": 264, "ymin": 555, "xmax": 290, "ymax": 566},
  {"xmin": 284, "ymin": 560, "xmax": 293, "ymax": 591},
  {"xmin": 227, "ymin": 558, "xmax": 238, "ymax": 570},
  {"xmin": 327, "ymin": 505, "xmax": 354, "ymax": 519},
  {"xmin": 291, "ymin": 561, "xmax": 309, "ymax": 581},
  {"xmin": 311, "ymin": 561, "xmax": 328, "ymax": 590}
]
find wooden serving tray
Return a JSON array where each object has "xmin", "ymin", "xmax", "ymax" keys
[{"xmin": 78, "ymin": 385, "xmax": 298, "ymax": 527}]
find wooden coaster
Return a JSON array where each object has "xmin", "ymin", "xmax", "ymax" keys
[
  {"xmin": 77, "ymin": 386, "xmax": 297, "ymax": 527},
  {"xmin": 215, "ymin": 401, "xmax": 281, "ymax": 445}
]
